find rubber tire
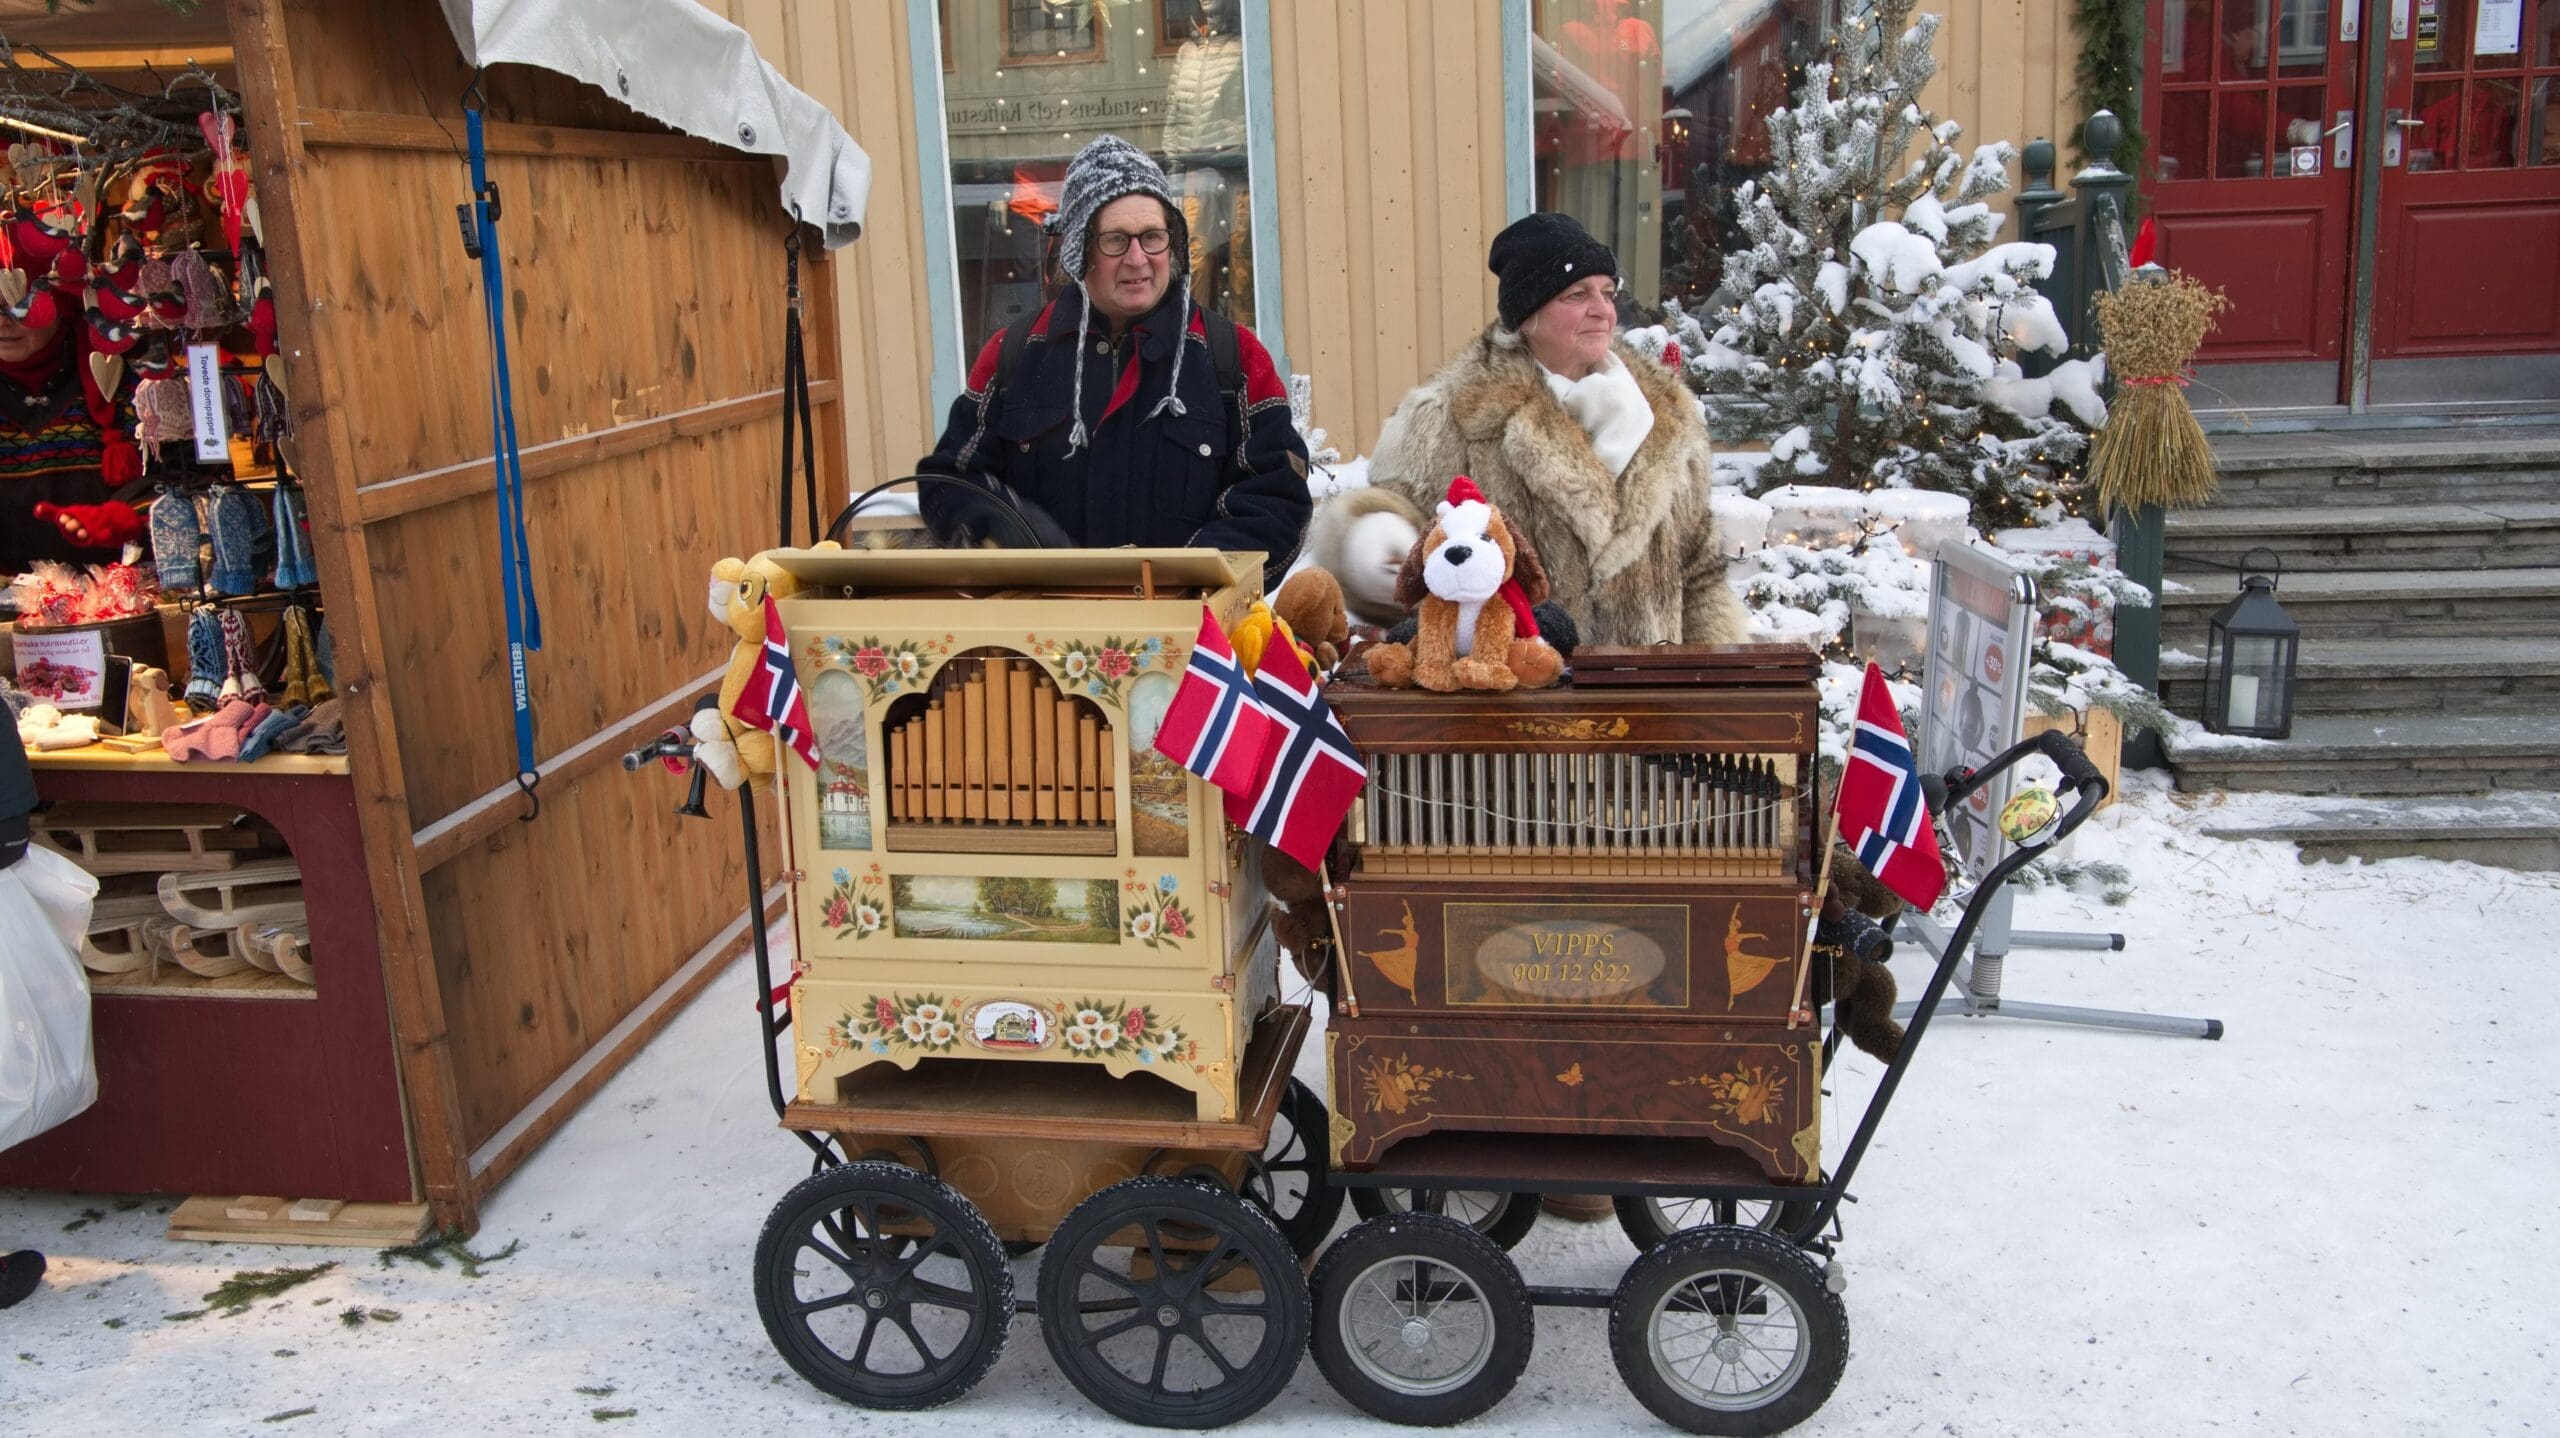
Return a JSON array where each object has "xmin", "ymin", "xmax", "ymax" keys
[
  {"xmin": 753, "ymin": 1160, "xmax": 1014, "ymax": 1411},
  {"xmin": 1309, "ymin": 1213, "xmax": 1533, "ymax": 1426},
  {"xmin": 1036, "ymin": 1176, "xmax": 1310, "ymax": 1429},
  {"xmin": 1350, "ymin": 1186, "xmax": 1541, "ymax": 1252},
  {"xmin": 1612, "ymin": 1193, "xmax": 1822, "ymax": 1253},
  {"xmin": 1608, "ymin": 1227, "xmax": 1848, "ymax": 1436},
  {"xmin": 1245, "ymin": 1078, "xmax": 1347, "ymax": 1259}
]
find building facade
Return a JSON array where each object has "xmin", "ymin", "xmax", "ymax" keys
[{"xmin": 698, "ymin": 0, "xmax": 2087, "ymax": 481}]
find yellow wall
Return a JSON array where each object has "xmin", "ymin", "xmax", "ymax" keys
[{"xmin": 708, "ymin": 0, "xmax": 2078, "ymax": 470}]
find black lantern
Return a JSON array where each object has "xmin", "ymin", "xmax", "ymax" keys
[{"xmin": 2203, "ymin": 547, "xmax": 2300, "ymax": 739}]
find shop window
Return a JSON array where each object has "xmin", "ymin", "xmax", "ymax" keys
[
  {"xmin": 937, "ymin": 0, "xmax": 1260, "ymax": 344},
  {"xmin": 1528, "ymin": 0, "xmax": 1837, "ymax": 313}
]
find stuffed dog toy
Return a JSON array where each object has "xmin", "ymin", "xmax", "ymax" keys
[{"xmin": 1361, "ymin": 477, "xmax": 1564, "ymax": 692}]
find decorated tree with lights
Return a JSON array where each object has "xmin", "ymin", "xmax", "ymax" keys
[{"xmin": 1669, "ymin": 0, "xmax": 2102, "ymax": 531}]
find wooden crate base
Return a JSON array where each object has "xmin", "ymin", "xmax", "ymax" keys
[{"xmin": 167, "ymin": 1194, "xmax": 430, "ymax": 1248}]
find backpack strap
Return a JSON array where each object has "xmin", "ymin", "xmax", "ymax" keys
[
  {"xmin": 1201, "ymin": 308, "xmax": 1247, "ymax": 471},
  {"xmin": 993, "ymin": 308, "xmax": 1041, "ymax": 403}
]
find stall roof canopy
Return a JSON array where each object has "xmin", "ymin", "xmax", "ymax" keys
[{"xmin": 438, "ymin": 0, "xmax": 868, "ymax": 246}]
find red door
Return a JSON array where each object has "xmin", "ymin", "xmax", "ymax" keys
[
  {"xmin": 2146, "ymin": 0, "xmax": 2365, "ymax": 365},
  {"xmin": 2372, "ymin": 0, "xmax": 2560, "ymax": 358}
]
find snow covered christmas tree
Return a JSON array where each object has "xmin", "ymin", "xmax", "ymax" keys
[{"xmin": 1671, "ymin": 0, "xmax": 2103, "ymax": 531}]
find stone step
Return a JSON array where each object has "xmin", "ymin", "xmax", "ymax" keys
[
  {"xmin": 2164, "ymin": 502, "xmax": 2560, "ymax": 574},
  {"xmin": 2208, "ymin": 423, "xmax": 2560, "ymax": 505},
  {"xmin": 2166, "ymin": 713, "xmax": 2560, "ymax": 797},
  {"xmin": 2199, "ymin": 793, "xmax": 2560, "ymax": 871},
  {"xmin": 2159, "ymin": 637, "xmax": 2560, "ymax": 717},
  {"xmin": 2156, "ymin": 567, "xmax": 2560, "ymax": 646}
]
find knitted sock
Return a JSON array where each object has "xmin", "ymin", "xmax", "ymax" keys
[
  {"xmin": 279, "ymin": 606, "xmax": 313, "ymax": 708},
  {"xmin": 218, "ymin": 609, "xmax": 265, "ymax": 703},
  {"xmin": 206, "ymin": 484, "xmax": 259, "ymax": 595},
  {"xmin": 311, "ymin": 617, "xmax": 336, "ymax": 695},
  {"xmin": 150, "ymin": 489, "xmax": 204, "ymax": 591},
  {"xmin": 183, "ymin": 608, "xmax": 223, "ymax": 709}
]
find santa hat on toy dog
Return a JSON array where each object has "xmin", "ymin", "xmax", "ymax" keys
[{"xmin": 1439, "ymin": 476, "xmax": 1541, "ymax": 641}]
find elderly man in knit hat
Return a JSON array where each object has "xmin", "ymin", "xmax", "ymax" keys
[{"xmin": 916, "ymin": 136, "xmax": 1310, "ymax": 586}]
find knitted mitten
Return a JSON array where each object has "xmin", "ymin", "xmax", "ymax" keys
[
  {"xmin": 183, "ymin": 608, "xmax": 223, "ymax": 709},
  {"xmin": 165, "ymin": 697, "xmax": 258, "ymax": 761},
  {"xmin": 206, "ymin": 484, "xmax": 260, "ymax": 595},
  {"xmin": 271, "ymin": 484, "xmax": 317, "ymax": 589},
  {"xmin": 150, "ymin": 489, "xmax": 204, "ymax": 591},
  {"xmin": 237, "ymin": 703, "xmax": 301, "ymax": 762},
  {"xmin": 280, "ymin": 606, "xmax": 318, "ymax": 708},
  {"xmin": 311, "ymin": 617, "xmax": 336, "ymax": 698}
]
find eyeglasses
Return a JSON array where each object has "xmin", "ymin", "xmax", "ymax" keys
[{"xmin": 1095, "ymin": 228, "xmax": 1173, "ymax": 257}]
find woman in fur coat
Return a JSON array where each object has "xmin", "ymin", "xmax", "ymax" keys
[{"xmin": 1363, "ymin": 212, "xmax": 1747, "ymax": 649}]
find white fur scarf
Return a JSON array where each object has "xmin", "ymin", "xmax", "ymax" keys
[{"xmin": 1540, "ymin": 353, "xmax": 1655, "ymax": 479}]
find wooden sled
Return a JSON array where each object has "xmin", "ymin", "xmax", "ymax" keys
[
  {"xmin": 157, "ymin": 859, "xmax": 305, "ymax": 930},
  {"xmin": 36, "ymin": 804, "xmax": 277, "ymax": 876},
  {"xmin": 79, "ymin": 877, "xmax": 171, "ymax": 975},
  {"xmin": 168, "ymin": 921, "xmax": 252, "ymax": 978},
  {"xmin": 233, "ymin": 916, "xmax": 312, "ymax": 984}
]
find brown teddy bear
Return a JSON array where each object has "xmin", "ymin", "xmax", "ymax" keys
[
  {"xmin": 1819, "ymin": 844, "xmax": 1912, "ymax": 1062},
  {"xmin": 1272, "ymin": 567, "xmax": 1351, "ymax": 677}
]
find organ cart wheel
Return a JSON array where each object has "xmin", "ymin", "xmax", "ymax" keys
[
  {"xmin": 753, "ymin": 1160, "xmax": 1014, "ymax": 1411},
  {"xmin": 1242, "ymin": 1078, "xmax": 1345, "ymax": 1258},
  {"xmin": 1613, "ymin": 1191, "xmax": 1821, "ymax": 1253},
  {"xmin": 1350, "ymin": 1186, "xmax": 1541, "ymax": 1251},
  {"xmin": 1308, "ymin": 1212, "xmax": 1534, "ymax": 1427},
  {"xmin": 1036, "ymin": 1175, "xmax": 1310, "ymax": 1429},
  {"xmin": 1607, "ymin": 1227, "xmax": 1848, "ymax": 1436}
]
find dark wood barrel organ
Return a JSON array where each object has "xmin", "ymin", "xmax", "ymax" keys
[{"xmin": 1322, "ymin": 645, "xmax": 1827, "ymax": 1184}]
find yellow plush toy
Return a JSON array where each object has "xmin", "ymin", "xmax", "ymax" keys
[{"xmin": 694, "ymin": 549, "xmax": 824, "ymax": 788}]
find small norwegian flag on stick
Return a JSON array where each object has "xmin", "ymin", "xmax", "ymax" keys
[
  {"xmin": 727, "ymin": 594, "xmax": 821, "ymax": 771},
  {"xmin": 1153, "ymin": 606, "xmax": 1276, "ymax": 798},
  {"xmin": 1223, "ymin": 630, "xmax": 1365, "ymax": 873},
  {"xmin": 1835, "ymin": 662, "xmax": 1944, "ymax": 911},
  {"xmin": 1788, "ymin": 663, "xmax": 1942, "ymax": 1026}
]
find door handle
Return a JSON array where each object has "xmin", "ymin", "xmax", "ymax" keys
[
  {"xmin": 2331, "ymin": 111, "xmax": 2353, "ymax": 169},
  {"xmin": 2384, "ymin": 107, "xmax": 2409, "ymax": 167},
  {"xmin": 2392, "ymin": 118, "xmax": 2426, "ymax": 127}
]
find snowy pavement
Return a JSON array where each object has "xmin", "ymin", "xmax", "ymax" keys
[{"xmin": 5, "ymin": 775, "xmax": 2556, "ymax": 1436}]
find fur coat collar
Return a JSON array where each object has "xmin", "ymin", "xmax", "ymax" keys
[{"xmin": 1444, "ymin": 326, "xmax": 1694, "ymax": 582}]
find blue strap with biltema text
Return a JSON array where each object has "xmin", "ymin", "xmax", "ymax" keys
[{"xmin": 463, "ymin": 95, "xmax": 543, "ymax": 817}]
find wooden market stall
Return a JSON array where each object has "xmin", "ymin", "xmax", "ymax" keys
[{"xmin": 0, "ymin": 0, "xmax": 857, "ymax": 1235}]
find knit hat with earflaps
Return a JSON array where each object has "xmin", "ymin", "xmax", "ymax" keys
[{"xmin": 1045, "ymin": 136, "xmax": 1196, "ymax": 457}]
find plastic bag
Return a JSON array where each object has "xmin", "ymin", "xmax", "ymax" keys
[{"xmin": 0, "ymin": 846, "xmax": 100, "ymax": 1152}]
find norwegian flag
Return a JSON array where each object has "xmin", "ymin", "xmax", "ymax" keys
[
  {"xmin": 727, "ymin": 594, "xmax": 821, "ymax": 771},
  {"xmin": 1153, "ymin": 606, "xmax": 1276, "ymax": 798},
  {"xmin": 1835, "ymin": 662, "xmax": 1944, "ymax": 911},
  {"xmin": 1225, "ymin": 635, "xmax": 1364, "ymax": 872}
]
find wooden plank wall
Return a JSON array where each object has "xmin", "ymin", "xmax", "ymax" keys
[
  {"xmin": 718, "ymin": 0, "xmax": 2077, "ymax": 461},
  {"xmin": 236, "ymin": 0, "xmax": 839, "ymax": 1223}
]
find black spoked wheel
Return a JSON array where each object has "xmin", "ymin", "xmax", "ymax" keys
[
  {"xmin": 1350, "ymin": 1186, "xmax": 1540, "ymax": 1251},
  {"xmin": 1242, "ymin": 1078, "xmax": 1346, "ymax": 1259},
  {"xmin": 1613, "ymin": 1192, "xmax": 1822, "ymax": 1253},
  {"xmin": 1608, "ymin": 1227, "xmax": 1848, "ymax": 1436},
  {"xmin": 1037, "ymin": 1176, "xmax": 1310, "ymax": 1428},
  {"xmin": 1309, "ymin": 1213, "xmax": 1533, "ymax": 1426},
  {"xmin": 754, "ymin": 1160, "xmax": 1014, "ymax": 1411}
]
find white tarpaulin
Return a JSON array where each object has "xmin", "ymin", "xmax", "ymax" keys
[{"xmin": 437, "ymin": 0, "xmax": 869, "ymax": 247}]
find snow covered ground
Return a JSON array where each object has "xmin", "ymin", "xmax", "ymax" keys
[{"xmin": 6, "ymin": 775, "xmax": 2556, "ymax": 1436}]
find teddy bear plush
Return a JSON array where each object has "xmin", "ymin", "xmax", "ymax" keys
[
  {"xmin": 693, "ymin": 549, "xmax": 824, "ymax": 789},
  {"xmin": 1360, "ymin": 476, "xmax": 1563, "ymax": 692},
  {"xmin": 1271, "ymin": 567, "xmax": 1350, "ymax": 676},
  {"xmin": 1819, "ymin": 845, "xmax": 1914, "ymax": 1061}
]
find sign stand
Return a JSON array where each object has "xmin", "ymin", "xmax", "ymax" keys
[{"xmin": 1890, "ymin": 542, "xmax": 2222, "ymax": 1041}]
